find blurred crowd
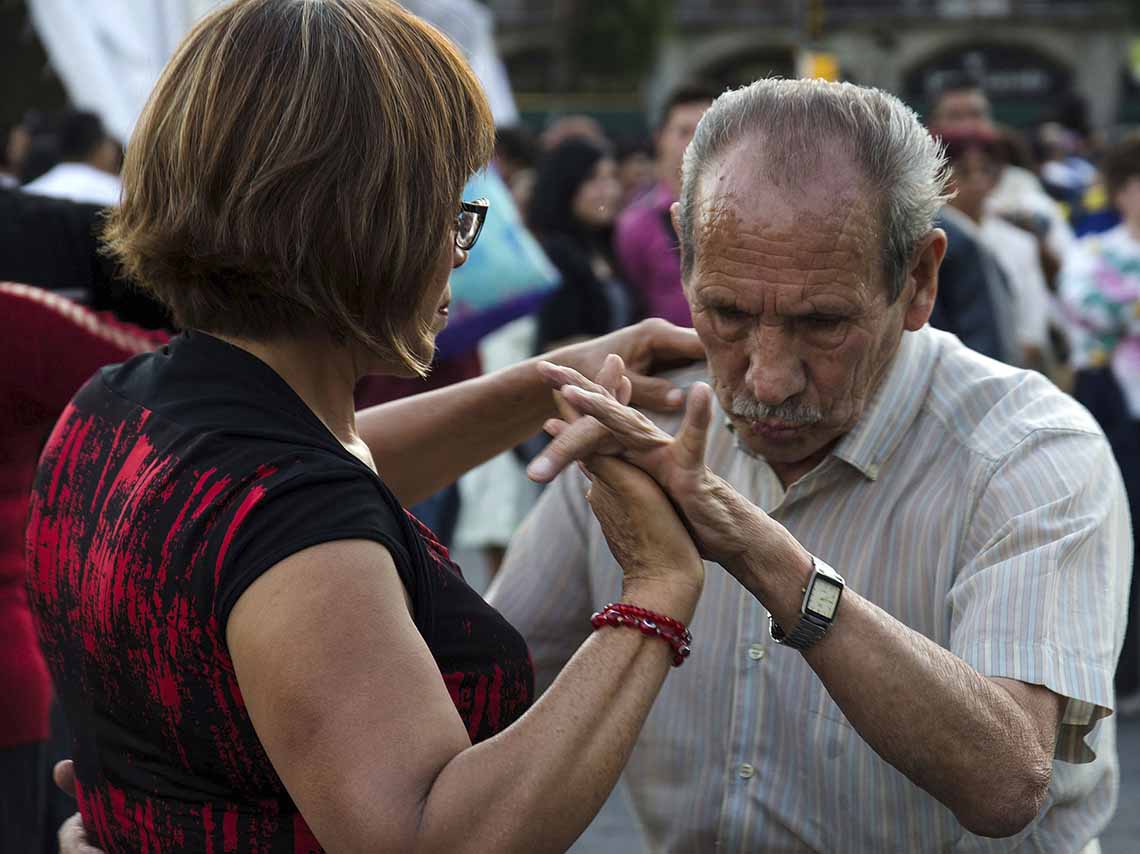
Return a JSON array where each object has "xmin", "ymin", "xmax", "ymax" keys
[{"xmin": 4, "ymin": 59, "xmax": 1140, "ymax": 851}]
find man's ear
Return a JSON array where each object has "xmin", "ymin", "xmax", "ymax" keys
[
  {"xmin": 671, "ymin": 202, "xmax": 688, "ymax": 283},
  {"xmin": 902, "ymin": 228, "xmax": 948, "ymax": 331}
]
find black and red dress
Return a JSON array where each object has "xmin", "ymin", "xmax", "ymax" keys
[{"xmin": 26, "ymin": 330, "xmax": 534, "ymax": 853}]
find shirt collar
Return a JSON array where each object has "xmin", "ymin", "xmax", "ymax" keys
[{"xmin": 830, "ymin": 326, "xmax": 938, "ymax": 481}]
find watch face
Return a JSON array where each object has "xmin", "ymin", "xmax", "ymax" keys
[{"xmin": 806, "ymin": 577, "xmax": 842, "ymax": 619}]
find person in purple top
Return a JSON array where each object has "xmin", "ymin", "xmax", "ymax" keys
[{"xmin": 614, "ymin": 82, "xmax": 718, "ymax": 327}]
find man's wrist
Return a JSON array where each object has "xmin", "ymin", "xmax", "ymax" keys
[{"xmin": 729, "ymin": 535, "xmax": 814, "ymax": 629}]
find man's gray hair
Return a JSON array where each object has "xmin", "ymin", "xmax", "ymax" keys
[{"xmin": 678, "ymin": 78, "xmax": 952, "ymax": 301}]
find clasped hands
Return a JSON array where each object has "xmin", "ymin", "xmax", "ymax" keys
[{"xmin": 527, "ymin": 354, "xmax": 807, "ymax": 591}]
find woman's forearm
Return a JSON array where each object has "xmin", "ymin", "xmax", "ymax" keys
[
  {"xmin": 355, "ymin": 320, "xmax": 704, "ymax": 505},
  {"xmin": 357, "ymin": 358, "xmax": 553, "ymax": 506},
  {"xmin": 415, "ymin": 585, "xmax": 692, "ymax": 854}
]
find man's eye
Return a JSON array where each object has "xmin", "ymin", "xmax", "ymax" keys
[
  {"xmin": 801, "ymin": 315, "xmax": 844, "ymax": 329},
  {"xmin": 714, "ymin": 306, "xmax": 749, "ymax": 321}
]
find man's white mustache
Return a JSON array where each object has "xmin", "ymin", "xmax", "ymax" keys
[{"xmin": 730, "ymin": 395, "xmax": 822, "ymax": 425}]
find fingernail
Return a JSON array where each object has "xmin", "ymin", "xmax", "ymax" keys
[
  {"xmin": 666, "ymin": 389, "xmax": 684, "ymax": 407},
  {"xmin": 528, "ymin": 458, "xmax": 553, "ymax": 481}
]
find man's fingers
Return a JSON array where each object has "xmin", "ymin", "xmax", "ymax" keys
[
  {"xmin": 54, "ymin": 759, "xmax": 77, "ymax": 798},
  {"xmin": 544, "ymin": 418, "xmax": 569, "ymax": 437},
  {"xmin": 559, "ymin": 386, "xmax": 664, "ymax": 448},
  {"xmin": 675, "ymin": 382, "xmax": 713, "ymax": 467},
  {"xmin": 628, "ymin": 373, "xmax": 687, "ymax": 412},
  {"xmin": 527, "ymin": 416, "xmax": 610, "ymax": 483}
]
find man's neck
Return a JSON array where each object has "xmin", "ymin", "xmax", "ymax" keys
[
  {"xmin": 1124, "ymin": 216, "xmax": 1140, "ymax": 244},
  {"xmin": 768, "ymin": 448, "xmax": 833, "ymax": 490}
]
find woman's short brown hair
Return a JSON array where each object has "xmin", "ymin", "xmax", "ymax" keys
[{"xmin": 103, "ymin": 0, "xmax": 493, "ymax": 374}]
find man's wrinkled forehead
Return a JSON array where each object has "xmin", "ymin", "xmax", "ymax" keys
[{"xmin": 690, "ymin": 140, "xmax": 880, "ymax": 269}]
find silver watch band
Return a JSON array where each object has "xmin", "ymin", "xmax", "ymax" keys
[{"xmin": 768, "ymin": 612, "xmax": 829, "ymax": 650}]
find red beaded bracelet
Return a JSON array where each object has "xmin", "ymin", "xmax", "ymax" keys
[{"xmin": 590, "ymin": 602, "xmax": 692, "ymax": 667}]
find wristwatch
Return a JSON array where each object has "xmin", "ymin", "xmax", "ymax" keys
[{"xmin": 768, "ymin": 555, "xmax": 845, "ymax": 651}]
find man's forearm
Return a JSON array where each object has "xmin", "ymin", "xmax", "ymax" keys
[
  {"xmin": 356, "ymin": 358, "xmax": 553, "ymax": 506},
  {"xmin": 737, "ymin": 548, "xmax": 1056, "ymax": 838}
]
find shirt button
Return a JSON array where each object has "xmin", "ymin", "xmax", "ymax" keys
[
  {"xmin": 738, "ymin": 763, "xmax": 755, "ymax": 780},
  {"xmin": 748, "ymin": 643, "xmax": 766, "ymax": 661}
]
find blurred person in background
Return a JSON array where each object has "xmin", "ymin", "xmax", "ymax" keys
[
  {"xmin": 0, "ymin": 175, "xmax": 171, "ymax": 328},
  {"xmin": 22, "ymin": 110, "xmax": 122, "ymax": 207},
  {"xmin": 540, "ymin": 113, "xmax": 608, "ymax": 150},
  {"xmin": 615, "ymin": 134, "xmax": 657, "ymax": 208},
  {"xmin": 0, "ymin": 126, "xmax": 19, "ymax": 188},
  {"xmin": 528, "ymin": 136, "xmax": 639, "ymax": 353},
  {"xmin": 492, "ymin": 124, "xmax": 540, "ymax": 209},
  {"xmin": 1059, "ymin": 131, "xmax": 1140, "ymax": 716},
  {"xmin": 930, "ymin": 74, "xmax": 1075, "ymax": 285},
  {"xmin": 5, "ymin": 112, "xmax": 49, "ymax": 180},
  {"xmin": 614, "ymin": 80, "xmax": 718, "ymax": 327},
  {"xmin": 938, "ymin": 127, "xmax": 1054, "ymax": 371},
  {"xmin": 1038, "ymin": 122, "xmax": 1098, "ymax": 210},
  {"xmin": 29, "ymin": 2, "xmax": 707, "ymax": 851},
  {"xmin": 928, "ymin": 208, "xmax": 1010, "ymax": 362}
]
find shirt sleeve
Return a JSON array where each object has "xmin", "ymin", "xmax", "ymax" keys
[
  {"xmin": 213, "ymin": 459, "xmax": 416, "ymax": 631},
  {"xmin": 948, "ymin": 426, "xmax": 1132, "ymax": 763},
  {"xmin": 485, "ymin": 467, "xmax": 595, "ymax": 694}
]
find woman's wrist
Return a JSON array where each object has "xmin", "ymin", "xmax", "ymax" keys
[{"xmin": 619, "ymin": 577, "xmax": 701, "ymax": 626}]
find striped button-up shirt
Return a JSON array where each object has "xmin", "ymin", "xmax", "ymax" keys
[{"xmin": 487, "ymin": 325, "xmax": 1131, "ymax": 853}]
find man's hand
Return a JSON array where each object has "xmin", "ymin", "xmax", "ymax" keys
[{"xmin": 530, "ymin": 361, "xmax": 807, "ymax": 577}]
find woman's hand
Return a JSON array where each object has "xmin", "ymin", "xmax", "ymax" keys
[
  {"xmin": 544, "ymin": 318, "xmax": 704, "ymax": 414},
  {"xmin": 54, "ymin": 760, "xmax": 105, "ymax": 854},
  {"xmin": 581, "ymin": 454, "xmax": 703, "ymax": 622}
]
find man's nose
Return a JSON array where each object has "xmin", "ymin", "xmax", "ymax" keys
[{"xmin": 744, "ymin": 326, "xmax": 806, "ymax": 407}]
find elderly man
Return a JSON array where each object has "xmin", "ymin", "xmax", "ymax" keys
[{"xmin": 491, "ymin": 79, "xmax": 1130, "ymax": 853}]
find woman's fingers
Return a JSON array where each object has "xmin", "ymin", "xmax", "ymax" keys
[
  {"xmin": 594, "ymin": 353, "xmax": 626, "ymax": 397},
  {"xmin": 640, "ymin": 319, "xmax": 705, "ymax": 365},
  {"xmin": 536, "ymin": 361, "xmax": 606, "ymax": 396},
  {"xmin": 54, "ymin": 759, "xmax": 77, "ymax": 797},
  {"xmin": 528, "ymin": 415, "xmax": 611, "ymax": 482},
  {"xmin": 618, "ymin": 375, "xmax": 633, "ymax": 406},
  {"xmin": 538, "ymin": 353, "xmax": 688, "ymax": 414},
  {"xmin": 627, "ymin": 372, "xmax": 687, "ymax": 412}
]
